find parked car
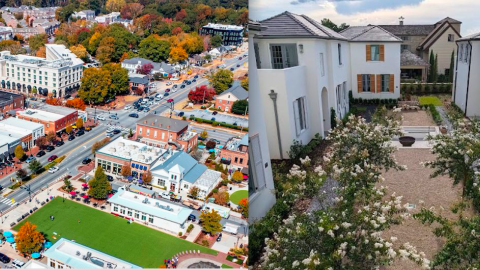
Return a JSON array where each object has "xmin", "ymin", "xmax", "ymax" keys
[
  {"xmin": 36, "ymin": 150, "xmax": 46, "ymax": 157},
  {"xmin": 25, "ymin": 156, "xmax": 36, "ymax": 163},
  {"xmin": 216, "ymin": 232, "xmax": 223, "ymax": 242},
  {"xmin": 194, "ymin": 75, "xmax": 199, "ymax": 79},
  {"xmin": 85, "ymin": 126, "xmax": 92, "ymax": 132},
  {"xmin": 0, "ymin": 253, "xmax": 11, "ymax": 263},
  {"xmin": 56, "ymin": 141, "xmax": 64, "ymax": 147},
  {"xmin": 48, "ymin": 155, "xmax": 58, "ymax": 162},
  {"xmin": 236, "ymin": 64, "xmax": 240, "ymax": 67},
  {"xmin": 96, "ymin": 116, "xmax": 106, "ymax": 121},
  {"xmin": 180, "ymin": 85, "xmax": 186, "ymax": 89},
  {"xmin": 48, "ymin": 166, "xmax": 59, "ymax": 173},
  {"xmin": 143, "ymin": 107, "xmax": 150, "ymax": 112},
  {"xmin": 165, "ymin": 88, "xmax": 170, "ymax": 92},
  {"xmin": 68, "ymin": 135, "xmax": 75, "ymax": 141},
  {"xmin": 167, "ymin": 99, "xmax": 174, "ymax": 103},
  {"xmin": 113, "ymin": 129, "xmax": 121, "ymax": 134},
  {"xmin": 188, "ymin": 214, "xmax": 196, "ymax": 222},
  {"xmin": 124, "ymin": 105, "xmax": 132, "ymax": 110},
  {"xmin": 82, "ymin": 157, "xmax": 91, "ymax": 164},
  {"xmin": 192, "ymin": 79, "xmax": 197, "ymax": 82},
  {"xmin": 222, "ymin": 223, "xmax": 239, "ymax": 235},
  {"xmin": 12, "ymin": 259, "xmax": 25, "ymax": 268},
  {"xmin": 160, "ymin": 191, "xmax": 170, "ymax": 200},
  {"xmin": 166, "ymin": 82, "xmax": 172, "ymax": 86},
  {"xmin": 230, "ymin": 68, "xmax": 234, "ymax": 71},
  {"xmin": 238, "ymin": 57, "xmax": 242, "ymax": 60},
  {"xmin": 76, "ymin": 130, "xmax": 84, "ymax": 136},
  {"xmin": 178, "ymin": 112, "xmax": 184, "ymax": 117},
  {"xmin": 164, "ymin": 93, "xmax": 169, "ymax": 97},
  {"xmin": 46, "ymin": 145, "xmax": 55, "ymax": 152},
  {"xmin": 129, "ymin": 113, "xmax": 139, "ymax": 118},
  {"xmin": 107, "ymin": 175, "xmax": 113, "ymax": 181},
  {"xmin": 212, "ymin": 111, "xmax": 218, "ymax": 115},
  {"xmin": 109, "ymin": 114, "xmax": 119, "ymax": 120}
]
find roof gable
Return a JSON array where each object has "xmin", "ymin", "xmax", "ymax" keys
[
  {"xmin": 418, "ymin": 20, "xmax": 461, "ymax": 49},
  {"xmin": 218, "ymin": 82, "xmax": 248, "ymax": 100},
  {"xmin": 340, "ymin": 25, "xmax": 402, "ymax": 42}
]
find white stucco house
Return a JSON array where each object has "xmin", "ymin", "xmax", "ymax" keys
[
  {"xmin": 453, "ymin": 32, "xmax": 479, "ymax": 117},
  {"xmin": 253, "ymin": 11, "xmax": 402, "ymax": 159},
  {"xmin": 249, "ymin": 21, "xmax": 276, "ymax": 221}
]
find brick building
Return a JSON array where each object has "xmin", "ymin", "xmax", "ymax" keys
[
  {"xmin": 219, "ymin": 134, "xmax": 248, "ymax": 170},
  {"xmin": 214, "ymin": 83, "xmax": 248, "ymax": 112},
  {"xmin": 0, "ymin": 90, "xmax": 24, "ymax": 118},
  {"xmin": 16, "ymin": 105, "xmax": 78, "ymax": 133},
  {"xmin": 136, "ymin": 115, "xmax": 198, "ymax": 152}
]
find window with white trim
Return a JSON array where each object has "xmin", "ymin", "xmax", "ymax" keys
[
  {"xmin": 270, "ymin": 44, "xmax": 298, "ymax": 69},
  {"xmin": 248, "ymin": 134, "xmax": 266, "ymax": 196},
  {"xmin": 293, "ymin": 97, "xmax": 307, "ymax": 136}
]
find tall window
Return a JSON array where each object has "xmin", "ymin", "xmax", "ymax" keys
[
  {"xmin": 270, "ymin": 44, "xmax": 298, "ymax": 69},
  {"xmin": 362, "ymin": 74, "xmax": 371, "ymax": 92},
  {"xmin": 248, "ymin": 134, "xmax": 266, "ymax": 196},
  {"xmin": 370, "ymin": 45, "xmax": 380, "ymax": 61},
  {"xmin": 381, "ymin": 74, "xmax": 390, "ymax": 92},
  {"xmin": 401, "ymin": 44, "xmax": 409, "ymax": 52},
  {"xmin": 459, "ymin": 44, "xmax": 464, "ymax": 62},
  {"xmin": 464, "ymin": 44, "xmax": 469, "ymax": 62},
  {"xmin": 320, "ymin": 53, "xmax": 325, "ymax": 76},
  {"xmin": 448, "ymin": 34, "xmax": 454, "ymax": 42},
  {"xmin": 254, "ymin": 43, "xmax": 261, "ymax": 69},
  {"xmin": 293, "ymin": 97, "xmax": 307, "ymax": 136},
  {"xmin": 338, "ymin": 43, "xmax": 342, "ymax": 65}
]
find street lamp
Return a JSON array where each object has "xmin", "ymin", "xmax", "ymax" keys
[{"xmin": 20, "ymin": 184, "xmax": 32, "ymax": 203}]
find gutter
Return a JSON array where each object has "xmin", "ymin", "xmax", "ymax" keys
[
  {"xmin": 453, "ymin": 42, "xmax": 459, "ymax": 104},
  {"xmin": 465, "ymin": 40, "xmax": 473, "ymax": 116},
  {"xmin": 268, "ymin": 90, "xmax": 284, "ymax": 159}
]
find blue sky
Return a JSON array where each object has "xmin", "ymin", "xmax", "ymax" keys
[{"xmin": 250, "ymin": 0, "xmax": 480, "ymax": 35}]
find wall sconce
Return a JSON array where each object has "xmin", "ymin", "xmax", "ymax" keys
[{"xmin": 298, "ymin": 44, "xmax": 304, "ymax": 53}]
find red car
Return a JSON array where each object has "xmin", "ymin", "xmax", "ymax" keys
[
  {"xmin": 48, "ymin": 155, "xmax": 58, "ymax": 162},
  {"xmin": 167, "ymin": 99, "xmax": 174, "ymax": 103}
]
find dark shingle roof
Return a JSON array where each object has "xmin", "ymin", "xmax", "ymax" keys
[
  {"xmin": 436, "ymin": 17, "xmax": 461, "ymax": 25},
  {"xmin": 0, "ymin": 90, "xmax": 22, "ymax": 107},
  {"xmin": 258, "ymin": 11, "xmax": 347, "ymax": 40},
  {"xmin": 401, "ymin": 50, "xmax": 429, "ymax": 66},
  {"xmin": 128, "ymin": 74, "xmax": 148, "ymax": 84},
  {"xmin": 219, "ymin": 82, "xmax": 248, "ymax": 100},
  {"xmin": 377, "ymin": 25, "xmax": 435, "ymax": 36},
  {"xmin": 340, "ymin": 25, "xmax": 402, "ymax": 42},
  {"xmin": 418, "ymin": 21, "xmax": 461, "ymax": 49},
  {"xmin": 137, "ymin": 115, "xmax": 189, "ymax": 133}
]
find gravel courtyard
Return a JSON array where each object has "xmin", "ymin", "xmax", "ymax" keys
[
  {"xmin": 401, "ymin": 110, "xmax": 436, "ymax": 126},
  {"xmin": 381, "ymin": 148, "xmax": 468, "ymax": 270}
]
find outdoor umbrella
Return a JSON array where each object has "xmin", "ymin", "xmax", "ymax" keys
[
  {"xmin": 82, "ymin": 195, "xmax": 88, "ymax": 199},
  {"xmin": 243, "ymin": 175, "xmax": 248, "ymax": 180},
  {"xmin": 108, "ymin": 194, "xmax": 113, "ymax": 198},
  {"xmin": 69, "ymin": 191, "xmax": 76, "ymax": 195},
  {"xmin": 30, "ymin": 252, "xmax": 40, "ymax": 258},
  {"xmin": 2, "ymin": 231, "xmax": 12, "ymax": 237},
  {"xmin": 6, "ymin": 237, "xmax": 14, "ymax": 243},
  {"xmin": 44, "ymin": 242, "xmax": 53, "ymax": 248},
  {"xmin": 82, "ymin": 183, "xmax": 88, "ymax": 187}
]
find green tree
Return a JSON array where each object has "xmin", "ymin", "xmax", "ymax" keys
[
  {"xmin": 28, "ymin": 159, "xmax": 42, "ymax": 174},
  {"xmin": 210, "ymin": 34, "xmax": 222, "ymax": 47},
  {"xmin": 14, "ymin": 144, "xmax": 24, "ymax": 160},
  {"xmin": 16, "ymin": 168, "xmax": 27, "ymax": 180},
  {"xmin": 63, "ymin": 177, "xmax": 73, "ymax": 192},
  {"xmin": 449, "ymin": 50, "xmax": 455, "ymax": 83},
  {"xmin": 102, "ymin": 63, "xmax": 129, "ymax": 95},
  {"xmin": 138, "ymin": 35, "xmax": 171, "ymax": 62},
  {"xmin": 28, "ymin": 34, "xmax": 47, "ymax": 53},
  {"xmin": 320, "ymin": 18, "xmax": 349, "ymax": 32},
  {"xmin": 199, "ymin": 209, "xmax": 222, "ymax": 235},
  {"xmin": 434, "ymin": 53, "xmax": 438, "ymax": 83},
  {"xmin": 428, "ymin": 50, "xmax": 438, "ymax": 83},
  {"xmin": 88, "ymin": 166, "xmax": 112, "ymax": 199},
  {"xmin": 79, "ymin": 68, "xmax": 111, "ymax": 104},
  {"xmin": 231, "ymin": 99, "xmax": 248, "ymax": 115},
  {"xmin": 189, "ymin": 186, "xmax": 199, "ymax": 198},
  {"xmin": 241, "ymin": 77, "xmax": 248, "ymax": 91},
  {"xmin": 209, "ymin": 69, "xmax": 233, "ymax": 94}
]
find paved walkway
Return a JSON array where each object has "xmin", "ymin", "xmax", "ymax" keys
[{"xmin": 176, "ymin": 251, "xmax": 243, "ymax": 268}]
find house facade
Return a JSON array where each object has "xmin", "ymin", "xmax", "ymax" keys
[
  {"xmin": 219, "ymin": 134, "xmax": 248, "ymax": 170},
  {"xmin": 0, "ymin": 90, "xmax": 24, "ymax": 118},
  {"xmin": 136, "ymin": 115, "xmax": 198, "ymax": 152},
  {"xmin": 214, "ymin": 82, "xmax": 248, "ymax": 112},
  {"xmin": 128, "ymin": 74, "xmax": 149, "ymax": 95},
  {"xmin": 16, "ymin": 106, "xmax": 78, "ymax": 133},
  {"xmin": 121, "ymin": 57, "xmax": 175, "ymax": 77},
  {"xmin": 453, "ymin": 32, "xmax": 480, "ymax": 117}
]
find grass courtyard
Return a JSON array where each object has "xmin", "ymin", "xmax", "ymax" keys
[
  {"xmin": 418, "ymin": 96, "xmax": 442, "ymax": 106},
  {"xmin": 229, "ymin": 190, "xmax": 248, "ymax": 205},
  {"xmin": 14, "ymin": 197, "xmax": 217, "ymax": 268}
]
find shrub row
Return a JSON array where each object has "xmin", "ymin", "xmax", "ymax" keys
[
  {"xmin": 401, "ymin": 83, "xmax": 452, "ymax": 95},
  {"xmin": 189, "ymin": 116, "xmax": 248, "ymax": 131},
  {"xmin": 44, "ymin": 156, "xmax": 66, "ymax": 170},
  {"xmin": 428, "ymin": 104, "xmax": 443, "ymax": 125},
  {"xmin": 350, "ymin": 98, "xmax": 399, "ymax": 106}
]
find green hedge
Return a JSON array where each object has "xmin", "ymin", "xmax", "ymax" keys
[
  {"xmin": 350, "ymin": 98, "xmax": 398, "ymax": 107},
  {"xmin": 401, "ymin": 83, "xmax": 452, "ymax": 95},
  {"xmin": 189, "ymin": 116, "xmax": 248, "ymax": 131},
  {"xmin": 428, "ymin": 104, "xmax": 443, "ymax": 125}
]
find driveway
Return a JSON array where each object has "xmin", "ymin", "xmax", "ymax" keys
[{"xmin": 211, "ymin": 233, "xmax": 238, "ymax": 253}]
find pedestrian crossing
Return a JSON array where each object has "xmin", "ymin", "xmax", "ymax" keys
[{"xmin": 0, "ymin": 198, "xmax": 17, "ymax": 207}]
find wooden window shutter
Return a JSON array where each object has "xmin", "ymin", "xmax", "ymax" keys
[
  {"xmin": 357, "ymin": 74, "xmax": 362, "ymax": 92},
  {"xmin": 389, "ymin": 74, "xmax": 394, "ymax": 93},
  {"xmin": 379, "ymin": 45, "xmax": 385, "ymax": 61},
  {"xmin": 376, "ymin": 75, "xmax": 381, "ymax": 93},
  {"xmin": 366, "ymin": 45, "xmax": 371, "ymax": 61},
  {"xmin": 370, "ymin": 75, "xmax": 375, "ymax": 92}
]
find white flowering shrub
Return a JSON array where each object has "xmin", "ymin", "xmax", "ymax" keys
[{"xmin": 256, "ymin": 114, "xmax": 429, "ymax": 269}]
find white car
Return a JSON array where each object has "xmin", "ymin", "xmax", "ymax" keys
[
  {"xmin": 96, "ymin": 115, "xmax": 106, "ymax": 121},
  {"xmin": 48, "ymin": 166, "xmax": 59, "ymax": 173},
  {"xmin": 172, "ymin": 88, "xmax": 177, "ymax": 93},
  {"xmin": 159, "ymin": 191, "xmax": 170, "ymax": 200},
  {"xmin": 124, "ymin": 105, "xmax": 132, "ymax": 110},
  {"xmin": 12, "ymin": 259, "xmax": 25, "ymax": 268},
  {"xmin": 166, "ymin": 82, "xmax": 172, "ymax": 86}
]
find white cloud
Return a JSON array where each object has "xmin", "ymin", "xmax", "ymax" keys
[{"xmin": 250, "ymin": 0, "xmax": 480, "ymax": 35}]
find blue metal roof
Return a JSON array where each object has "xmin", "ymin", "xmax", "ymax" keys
[{"xmin": 151, "ymin": 151, "xmax": 207, "ymax": 184}]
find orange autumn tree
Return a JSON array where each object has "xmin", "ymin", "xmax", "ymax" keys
[
  {"xmin": 15, "ymin": 221, "xmax": 44, "ymax": 254},
  {"xmin": 65, "ymin": 98, "xmax": 86, "ymax": 110},
  {"xmin": 36, "ymin": 46, "xmax": 46, "ymax": 58}
]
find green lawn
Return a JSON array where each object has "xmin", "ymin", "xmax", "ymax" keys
[
  {"xmin": 229, "ymin": 190, "xmax": 248, "ymax": 205},
  {"xmin": 418, "ymin": 96, "xmax": 442, "ymax": 106},
  {"xmin": 222, "ymin": 263, "xmax": 234, "ymax": 268},
  {"xmin": 14, "ymin": 198, "xmax": 216, "ymax": 268}
]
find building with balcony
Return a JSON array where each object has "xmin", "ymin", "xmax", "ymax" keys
[
  {"xmin": 248, "ymin": 20, "xmax": 276, "ymax": 221},
  {"xmin": 0, "ymin": 90, "xmax": 24, "ymax": 118},
  {"xmin": 43, "ymin": 238, "xmax": 140, "ymax": 269},
  {"xmin": 200, "ymin": 23, "xmax": 243, "ymax": 46},
  {"xmin": 0, "ymin": 117, "xmax": 44, "ymax": 149},
  {"xmin": 108, "ymin": 186, "xmax": 193, "ymax": 233},
  {"xmin": 0, "ymin": 44, "xmax": 83, "ymax": 97},
  {"xmin": 136, "ymin": 115, "xmax": 198, "ymax": 152},
  {"xmin": 254, "ymin": 11, "xmax": 401, "ymax": 159},
  {"xmin": 214, "ymin": 82, "xmax": 248, "ymax": 112},
  {"xmin": 16, "ymin": 105, "xmax": 78, "ymax": 133},
  {"xmin": 219, "ymin": 134, "xmax": 248, "ymax": 170}
]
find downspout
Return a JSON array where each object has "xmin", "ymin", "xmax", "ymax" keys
[
  {"xmin": 465, "ymin": 41, "xmax": 473, "ymax": 116},
  {"xmin": 453, "ymin": 42, "xmax": 459, "ymax": 104},
  {"xmin": 268, "ymin": 90, "xmax": 284, "ymax": 159}
]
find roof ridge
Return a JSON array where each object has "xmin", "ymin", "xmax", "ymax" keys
[
  {"xmin": 349, "ymin": 25, "xmax": 375, "ymax": 40},
  {"xmin": 375, "ymin": 25, "xmax": 402, "ymax": 41},
  {"xmin": 259, "ymin": 11, "xmax": 292, "ymax": 23},
  {"xmin": 284, "ymin": 12, "xmax": 319, "ymax": 37},
  {"xmin": 299, "ymin": 14, "xmax": 334, "ymax": 38}
]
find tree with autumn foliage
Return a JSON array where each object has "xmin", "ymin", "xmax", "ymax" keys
[
  {"xmin": 15, "ymin": 221, "xmax": 44, "ymax": 254},
  {"xmin": 102, "ymin": 63, "xmax": 130, "ymax": 96},
  {"xmin": 69, "ymin": 44, "xmax": 88, "ymax": 60},
  {"xmin": 79, "ymin": 68, "xmax": 111, "ymax": 104},
  {"xmin": 0, "ymin": 40, "xmax": 24, "ymax": 55},
  {"xmin": 28, "ymin": 34, "xmax": 47, "ymax": 54},
  {"xmin": 36, "ymin": 46, "xmax": 46, "ymax": 58},
  {"xmin": 209, "ymin": 69, "xmax": 233, "ymax": 94},
  {"xmin": 188, "ymin": 85, "xmax": 215, "ymax": 104},
  {"xmin": 46, "ymin": 131, "xmax": 56, "ymax": 144},
  {"xmin": 232, "ymin": 170, "xmax": 243, "ymax": 183},
  {"xmin": 169, "ymin": 46, "xmax": 188, "ymax": 63},
  {"xmin": 121, "ymin": 163, "xmax": 131, "ymax": 177},
  {"xmin": 212, "ymin": 190, "xmax": 229, "ymax": 205},
  {"xmin": 65, "ymin": 98, "xmax": 86, "ymax": 110},
  {"xmin": 121, "ymin": 3, "xmax": 144, "ymax": 20},
  {"xmin": 45, "ymin": 97, "xmax": 62, "ymax": 106},
  {"xmin": 238, "ymin": 198, "xmax": 248, "ymax": 218},
  {"xmin": 106, "ymin": 0, "xmax": 126, "ymax": 12},
  {"xmin": 35, "ymin": 136, "xmax": 47, "ymax": 149},
  {"xmin": 142, "ymin": 171, "xmax": 152, "ymax": 184},
  {"xmin": 76, "ymin": 118, "xmax": 84, "ymax": 129},
  {"xmin": 199, "ymin": 209, "xmax": 222, "ymax": 235},
  {"xmin": 96, "ymin": 37, "xmax": 115, "ymax": 64},
  {"xmin": 136, "ymin": 63, "xmax": 154, "ymax": 75}
]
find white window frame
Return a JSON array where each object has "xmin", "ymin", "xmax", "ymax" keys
[
  {"xmin": 293, "ymin": 97, "xmax": 307, "ymax": 136},
  {"xmin": 338, "ymin": 43, "xmax": 342, "ymax": 65},
  {"xmin": 320, "ymin": 53, "xmax": 325, "ymax": 76}
]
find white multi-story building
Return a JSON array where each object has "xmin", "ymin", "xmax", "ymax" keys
[
  {"xmin": 0, "ymin": 117, "xmax": 44, "ymax": 149},
  {"xmin": 0, "ymin": 44, "xmax": 83, "ymax": 97},
  {"xmin": 253, "ymin": 11, "xmax": 401, "ymax": 159},
  {"xmin": 95, "ymin": 12, "xmax": 120, "ymax": 25},
  {"xmin": 248, "ymin": 21, "xmax": 276, "ymax": 221},
  {"xmin": 453, "ymin": 32, "xmax": 480, "ymax": 117}
]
